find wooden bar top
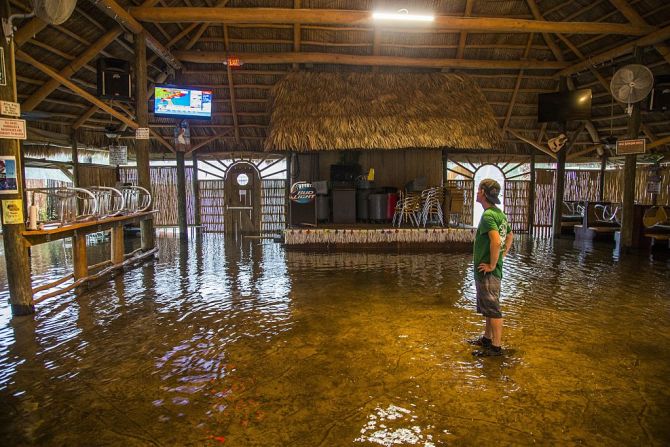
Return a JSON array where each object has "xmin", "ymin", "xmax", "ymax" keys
[{"xmin": 22, "ymin": 211, "xmax": 157, "ymax": 246}]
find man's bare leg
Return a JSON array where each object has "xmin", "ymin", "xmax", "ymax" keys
[
  {"xmin": 484, "ymin": 317, "xmax": 492, "ymax": 340},
  {"xmin": 490, "ymin": 318, "xmax": 503, "ymax": 347}
]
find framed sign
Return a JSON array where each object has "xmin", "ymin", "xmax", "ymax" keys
[
  {"xmin": 2, "ymin": 199, "xmax": 23, "ymax": 224},
  {"xmin": 0, "ymin": 100, "xmax": 20, "ymax": 117},
  {"xmin": 616, "ymin": 138, "xmax": 646, "ymax": 155},
  {"xmin": 109, "ymin": 145, "xmax": 128, "ymax": 165},
  {"xmin": 135, "ymin": 127, "xmax": 150, "ymax": 140},
  {"xmin": 0, "ymin": 156, "xmax": 18, "ymax": 194},
  {"xmin": 0, "ymin": 118, "xmax": 27, "ymax": 140}
]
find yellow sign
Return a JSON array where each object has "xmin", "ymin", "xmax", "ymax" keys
[{"xmin": 2, "ymin": 199, "xmax": 24, "ymax": 224}]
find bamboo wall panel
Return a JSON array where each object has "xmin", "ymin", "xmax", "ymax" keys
[
  {"xmin": 504, "ymin": 180, "xmax": 529, "ymax": 234},
  {"xmin": 564, "ymin": 170, "xmax": 600, "ymax": 201},
  {"xmin": 78, "ymin": 165, "xmax": 118, "ymax": 187},
  {"xmin": 534, "ymin": 170, "xmax": 555, "ymax": 235},
  {"xmin": 261, "ymin": 179, "xmax": 286, "ymax": 236},
  {"xmin": 446, "ymin": 179, "xmax": 474, "ymax": 226},
  {"xmin": 316, "ymin": 150, "xmax": 443, "ymax": 189},
  {"xmin": 120, "ymin": 167, "xmax": 195, "ymax": 227},
  {"xmin": 603, "ymin": 166, "xmax": 669, "ymax": 206},
  {"xmin": 199, "ymin": 180, "xmax": 226, "ymax": 232}
]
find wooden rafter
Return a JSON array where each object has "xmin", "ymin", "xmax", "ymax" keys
[
  {"xmin": 94, "ymin": 0, "xmax": 183, "ymax": 71},
  {"xmin": 22, "ymin": 27, "xmax": 122, "ymax": 112},
  {"xmin": 173, "ymin": 51, "xmax": 567, "ymax": 70},
  {"xmin": 608, "ymin": 0, "xmax": 670, "ymax": 66},
  {"xmin": 502, "ymin": 34, "xmax": 534, "ymax": 135},
  {"xmin": 222, "ymin": 25, "xmax": 241, "ymax": 146},
  {"xmin": 129, "ymin": 7, "xmax": 652, "ymax": 35},
  {"xmin": 456, "ymin": 0, "xmax": 474, "ymax": 59}
]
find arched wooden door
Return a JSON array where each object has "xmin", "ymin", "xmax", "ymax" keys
[{"xmin": 224, "ymin": 162, "xmax": 261, "ymax": 235}]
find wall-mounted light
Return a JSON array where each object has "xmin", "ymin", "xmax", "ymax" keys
[
  {"xmin": 224, "ymin": 55, "xmax": 243, "ymax": 68},
  {"xmin": 372, "ymin": 9, "xmax": 434, "ymax": 22}
]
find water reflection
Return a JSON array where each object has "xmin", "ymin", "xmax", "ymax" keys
[{"xmin": 0, "ymin": 234, "xmax": 669, "ymax": 445}]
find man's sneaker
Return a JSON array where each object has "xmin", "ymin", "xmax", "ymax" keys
[
  {"xmin": 472, "ymin": 346, "xmax": 503, "ymax": 357},
  {"xmin": 466, "ymin": 336, "xmax": 492, "ymax": 347}
]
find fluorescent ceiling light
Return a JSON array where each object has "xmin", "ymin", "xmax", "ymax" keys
[{"xmin": 372, "ymin": 10, "xmax": 435, "ymax": 22}]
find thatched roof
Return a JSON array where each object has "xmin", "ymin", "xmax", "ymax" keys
[
  {"xmin": 9, "ymin": 0, "xmax": 670, "ymax": 159},
  {"xmin": 265, "ymin": 72, "xmax": 502, "ymax": 152}
]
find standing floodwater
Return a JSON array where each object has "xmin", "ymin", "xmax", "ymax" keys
[{"xmin": 0, "ymin": 235, "xmax": 669, "ymax": 445}]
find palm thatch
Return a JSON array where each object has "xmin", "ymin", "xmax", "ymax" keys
[{"xmin": 265, "ymin": 72, "xmax": 502, "ymax": 152}]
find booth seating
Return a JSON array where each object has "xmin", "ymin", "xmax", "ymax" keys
[
  {"xmin": 574, "ymin": 201, "xmax": 621, "ymax": 241},
  {"xmin": 561, "ymin": 200, "xmax": 585, "ymax": 234},
  {"xmin": 642, "ymin": 206, "xmax": 670, "ymax": 249}
]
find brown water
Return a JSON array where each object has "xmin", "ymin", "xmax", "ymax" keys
[{"xmin": 0, "ymin": 234, "xmax": 669, "ymax": 446}]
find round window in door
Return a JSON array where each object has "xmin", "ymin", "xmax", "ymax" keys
[{"xmin": 237, "ymin": 173, "xmax": 249, "ymax": 186}]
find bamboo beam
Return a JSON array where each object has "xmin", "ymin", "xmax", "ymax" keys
[
  {"xmin": 456, "ymin": 0, "xmax": 474, "ymax": 59},
  {"xmin": 129, "ymin": 7, "xmax": 652, "ymax": 35},
  {"xmin": 503, "ymin": 34, "xmax": 534, "ymax": 134},
  {"xmin": 222, "ymin": 25, "xmax": 240, "ymax": 145},
  {"xmin": 16, "ymin": 49, "xmax": 139, "ymax": 130},
  {"xmin": 557, "ymin": 23, "xmax": 670, "ymax": 77},
  {"xmin": 608, "ymin": 0, "xmax": 670, "ymax": 65},
  {"xmin": 525, "ymin": 0, "xmax": 564, "ymax": 61},
  {"xmin": 293, "ymin": 0, "xmax": 301, "ymax": 71},
  {"xmin": 173, "ymin": 50, "xmax": 568, "ymax": 70},
  {"xmin": 94, "ymin": 0, "xmax": 183, "ymax": 70},
  {"xmin": 14, "ymin": 17, "xmax": 47, "ymax": 46},
  {"xmin": 509, "ymin": 129, "xmax": 557, "ymax": 159},
  {"xmin": 22, "ymin": 27, "xmax": 123, "ymax": 112}
]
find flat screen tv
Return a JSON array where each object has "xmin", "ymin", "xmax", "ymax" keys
[
  {"xmin": 154, "ymin": 86, "xmax": 213, "ymax": 119},
  {"xmin": 537, "ymin": 88, "xmax": 592, "ymax": 123}
]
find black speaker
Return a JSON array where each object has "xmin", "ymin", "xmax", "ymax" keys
[
  {"xmin": 651, "ymin": 75, "xmax": 670, "ymax": 112},
  {"xmin": 97, "ymin": 58, "xmax": 132, "ymax": 101}
]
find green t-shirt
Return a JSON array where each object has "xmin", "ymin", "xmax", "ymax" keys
[{"xmin": 473, "ymin": 206, "xmax": 511, "ymax": 280}]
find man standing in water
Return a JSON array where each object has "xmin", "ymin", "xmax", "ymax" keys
[{"xmin": 469, "ymin": 179, "xmax": 513, "ymax": 357}]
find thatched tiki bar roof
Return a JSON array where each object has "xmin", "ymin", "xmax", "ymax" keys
[{"xmin": 265, "ymin": 72, "xmax": 502, "ymax": 153}]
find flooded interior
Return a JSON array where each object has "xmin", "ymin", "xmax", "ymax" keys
[{"xmin": 1, "ymin": 234, "xmax": 669, "ymax": 446}]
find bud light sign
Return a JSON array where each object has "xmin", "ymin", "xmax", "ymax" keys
[{"xmin": 289, "ymin": 181, "xmax": 316, "ymax": 204}]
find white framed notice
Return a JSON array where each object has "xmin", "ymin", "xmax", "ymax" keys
[
  {"xmin": 0, "ymin": 118, "xmax": 27, "ymax": 140},
  {"xmin": 0, "ymin": 100, "xmax": 20, "ymax": 117},
  {"xmin": 135, "ymin": 127, "xmax": 150, "ymax": 140},
  {"xmin": 109, "ymin": 145, "xmax": 128, "ymax": 166}
]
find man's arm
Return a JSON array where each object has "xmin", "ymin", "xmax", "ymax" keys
[
  {"xmin": 503, "ymin": 231, "xmax": 514, "ymax": 258},
  {"xmin": 478, "ymin": 230, "xmax": 501, "ymax": 273}
]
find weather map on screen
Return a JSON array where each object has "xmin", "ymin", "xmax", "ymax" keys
[{"xmin": 154, "ymin": 86, "xmax": 212, "ymax": 119}]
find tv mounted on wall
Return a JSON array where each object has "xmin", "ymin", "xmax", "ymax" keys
[
  {"xmin": 153, "ymin": 86, "xmax": 213, "ymax": 119},
  {"xmin": 537, "ymin": 88, "xmax": 592, "ymax": 123}
]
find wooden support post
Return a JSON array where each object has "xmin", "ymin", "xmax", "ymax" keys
[
  {"xmin": 553, "ymin": 147, "xmax": 566, "ymax": 238},
  {"xmin": 441, "ymin": 150, "xmax": 448, "ymax": 186},
  {"xmin": 1, "ymin": 1, "xmax": 33, "ymax": 316},
  {"xmin": 192, "ymin": 154, "xmax": 202, "ymax": 230},
  {"xmin": 621, "ymin": 47, "xmax": 643, "ymax": 250},
  {"xmin": 110, "ymin": 225, "xmax": 125, "ymax": 265},
  {"xmin": 529, "ymin": 154, "xmax": 536, "ymax": 235},
  {"xmin": 135, "ymin": 30, "xmax": 155, "ymax": 251},
  {"xmin": 553, "ymin": 77, "xmax": 568, "ymax": 239},
  {"xmin": 286, "ymin": 152, "xmax": 292, "ymax": 228},
  {"xmin": 72, "ymin": 232, "xmax": 88, "ymax": 280},
  {"xmin": 598, "ymin": 155, "xmax": 607, "ymax": 202},
  {"xmin": 71, "ymin": 130, "xmax": 79, "ymax": 186},
  {"xmin": 176, "ymin": 150, "xmax": 188, "ymax": 239}
]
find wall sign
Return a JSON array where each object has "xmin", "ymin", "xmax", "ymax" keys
[
  {"xmin": 616, "ymin": 138, "xmax": 646, "ymax": 155},
  {"xmin": 109, "ymin": 145, "xmax": 128, "ymax": 166},
  {"xmin": 135, "ymin": 127, "xmax": 150, "ymax": 140},
  {"xmin": 0, "ymin": 156, "xmax": 18, "ymax": 194},
  {"xmin": 0, "ymin": 100, "xmax": 20, "ymax": 117},
  {"xmin": 2, "ymin": 199, "xmax": 23, "ymax": 224},
  {"xmin": 0, "ymin": 118, "xmax": 27, "ymax": 140},
  {"xmin": 289, "ymin": 181, "xmax": 316, "ymax": 204}
]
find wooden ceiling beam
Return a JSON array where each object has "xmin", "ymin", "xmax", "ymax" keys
[
  {"xmin": 22, "ymin": 27, "xmax": 123, "ymax": 112},
  {"xmin": 173, "ymin": 50, "xmax": 567, "ymax": 70},
  {"xmin": 14, "ymin": 17, "xmax": 48, "ymax": 47},
  {"xmin": 608, "ymin": 0, "xmax": 670, "ymax": 66},
  {"xmin": 456, "ymin": 0, "xmax": 474, "ymax": 59},
  {"xmin": 16, "ymin": 49, "xmax": 139, "ymax": 130},
  {"xmin": 223, "ymin": 25, "xmax": 241, "ymax": 146},
  {"xmin": 129, "ymin": 7, "xmax": 652, "ymax": 35},
  {"xmin": 557, "ymin": 23, "xmax": 670, "ymax": 76},
  {"xmin": 502, "ymin": 34, "xmax": 534, "ymax": 135},
  {"xmin": 94, "ymin": 0, "xmax": 183, "ymax": 71}
]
